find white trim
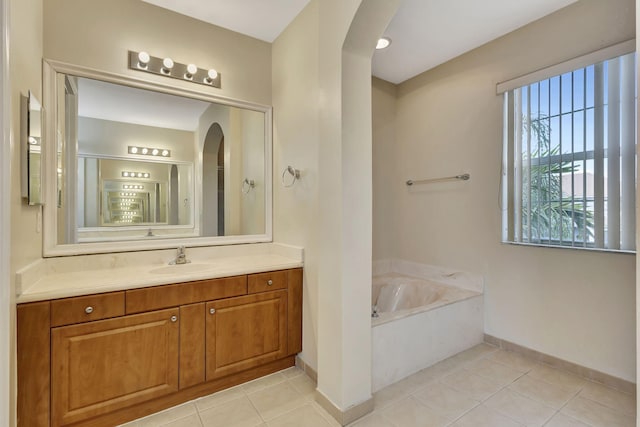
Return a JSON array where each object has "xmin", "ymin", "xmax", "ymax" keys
[
  {"xmin": 496, "ymin": 39, "xmax": 636, "ymax": 94},
  {"xmin": 0, "ymin": 0, "xmax": 10, "ymax": 424},
  {"xmin": 42, "ymin": 60, "xmax": 274, "ymax": 257}
]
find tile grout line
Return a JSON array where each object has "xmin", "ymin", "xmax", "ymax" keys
[{"xmin": 245, "ymin": 376, "xmax": 314, "ymax": 425}]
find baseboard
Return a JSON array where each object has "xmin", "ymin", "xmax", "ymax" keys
[
  {"xmin": 484, "ymin": 334, "xmax": 635, "ymax": 395},
  {"xmin": 295, "ymin": 355, "xmax": 317, "ymax": 383},
  {"xmin": 314, "ymin": 389, "xmax": 374, "ymax": 426}
]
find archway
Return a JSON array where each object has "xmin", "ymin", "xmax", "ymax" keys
[{"xmin": 202, "ymin": 123, "xmax": 224, "ymax": 236}]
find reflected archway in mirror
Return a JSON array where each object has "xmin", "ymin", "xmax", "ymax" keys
[{"xmin": 202, "ymin": 123, "xmax": 224, "ymax": 237}]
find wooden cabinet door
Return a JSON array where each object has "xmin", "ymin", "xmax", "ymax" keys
[
  {"xmin": 206, "ymin": 290, "xmax": 287, "ymax": 380},
  {"xmin": 51, "ymin": 308, "xmax": 179, "ymax": 426}
]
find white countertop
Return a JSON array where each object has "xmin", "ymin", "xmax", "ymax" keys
[{"xmin": 16, "ymin": 243, "xmax": 303, "ymax": 303}]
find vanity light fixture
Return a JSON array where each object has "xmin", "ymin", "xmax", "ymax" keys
[
  {"xmin": 122, "ymin": 184, "xmax": 144, "ymax": 190},
  {"xmin": 128, "ymin": 51, "xmax": 221, "ymax": 88},
  {"xmin": 128, "ymin": 146, "xmax": 171, "ymax": 157},
  {"xmin": 122, "ymin": 171, "xmax": 150, "ymax": 179}
]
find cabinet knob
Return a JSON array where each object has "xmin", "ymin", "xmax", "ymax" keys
[
  {"xmin": 85, "ymin": 306, "xmax": 94, "ymax": 314},
  {"xmin": 170, "ymin": 315, "xmax": 178, "ymax": 322},
  {"xmin": 209, "ymin": 308, "xmax": 216, "ymax": 315},
  {"xmin": 267, "ymin": 280, "xmax": 273, "ymax": 286}
]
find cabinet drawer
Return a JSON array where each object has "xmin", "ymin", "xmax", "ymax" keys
[
  {"xmin": 248, "ymin": 271, "xmax": 287, "ymax": 294},
  {"xmin": 51, "ymin": 292, "xmax": 125, "ymax": 327},
  {"xmin": 126, "ymin": 276, "xmax": 247, "ymax": 313}
]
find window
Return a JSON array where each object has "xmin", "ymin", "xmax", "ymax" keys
[{"xmin": 501, "ymin": 47, "xmax": 636, "ymax": 252}]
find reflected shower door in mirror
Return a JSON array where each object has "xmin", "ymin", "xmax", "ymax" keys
[{"xmin": 44, "ymin": 61, "xmax": 271, "ymax": 254}]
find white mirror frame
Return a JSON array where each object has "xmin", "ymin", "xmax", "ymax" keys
[{"xmin": 42, "ymin": 59, "xmax": 273, "ymax": 257}]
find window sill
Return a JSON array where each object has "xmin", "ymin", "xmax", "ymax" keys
[{"xmin": 501, "ymin": 240, "xmax": 635, "ymax": 255}]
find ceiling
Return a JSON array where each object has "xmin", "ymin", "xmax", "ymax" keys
[
  {"xmin": 78, "ymin": 77, "xmax": 210, "ymax": 131},
  {"xmin": 141, "ymin": 0, "xmax": 311, "ymax": 43},
  {"xmin": 142, "ymin": 0, "xmax": 578, "ymax": 85}
]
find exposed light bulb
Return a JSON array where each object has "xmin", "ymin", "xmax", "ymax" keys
[
  {"xmin": 143, "ymin": 173, "xmax": 150, "ymax": 178},
  {"xmin": 122, "ymin": 172, "xmax": 130, "ymax": 177},
  {"xmin": 162, "ymin": 57, "xmax": 174, "ymax": 73},
  {"xmin": 185, "ymin": 63, "xmax": 197, "ymax": 79},
  {"xmin": 130, "ymin": 146, "xmax": 138, "ymax": 154},
  {"xmin": 138, "ymin": 51, "xmax": 150, "ymax": 68},
  {"xmin": 152, "ymin": 149, "xmax": 159, "ymax": 156},
  {"xmin": 161, "ymin": 149, "xmax": 170, "ymax": 157},
  {"xmin": 206, "ymin": 68, "xmax": 218, "ymax": 83},
  {"xmin": 141, "ymin": 148, "xmax": 148, "ymax": 155}
]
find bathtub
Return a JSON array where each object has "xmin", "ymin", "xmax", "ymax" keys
[{"xmin": 371, "ymin": 266, "xmax": 484, "ymax": 391}]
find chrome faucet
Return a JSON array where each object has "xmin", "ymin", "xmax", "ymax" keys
[{"xmin": 170, "ymin": 246, "xmax": 190, "ymax": 265}]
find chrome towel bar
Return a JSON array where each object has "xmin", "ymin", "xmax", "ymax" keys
[{"xmin": 406, "ymin": 173, "xmax": 470, "ymax": 186}]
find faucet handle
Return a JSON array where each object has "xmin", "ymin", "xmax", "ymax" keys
[{"xmin": 177, "ymin": 245, "xmax": 185, "ymax": 254}]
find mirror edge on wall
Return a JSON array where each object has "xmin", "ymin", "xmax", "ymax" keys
[
  {"xmin": 21, "ymin": 90, "xmax": 43, "ymax": 206},
  {"xmin": 42, "ymin": 59, "xmax": 273, "ymax": 257}
]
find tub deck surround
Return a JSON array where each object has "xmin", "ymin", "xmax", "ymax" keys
[
  {"xmin": 373, "ymin": 259, "xmax": 484, "ymax": 293},
  {"xmin": 372, "ymin": 260, "xmax": 484, "ymax": 392},
  {"xmin": 372, "ymin": 273, "xmax": 481, "ymax": 326},
  {"xmin": 16, "ymin": 242, "xmax": 303, "ymax": 303}
]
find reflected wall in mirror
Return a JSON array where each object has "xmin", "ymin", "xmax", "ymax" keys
[
  {"xmin": 22, "ymin": 91, "xmax": 43, "ymax": 205},
  {"xmin": 43, "ymin": 61, "xmax": 272, "ymax": 255}
]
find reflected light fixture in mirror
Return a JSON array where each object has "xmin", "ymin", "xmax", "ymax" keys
[
  {"xmin": 128, "ymin": 146, "xmax": 171, "ymax": 157},
  {"xmin": 122, "ymin": 171, "xmax": 150, "ymax": 178}
]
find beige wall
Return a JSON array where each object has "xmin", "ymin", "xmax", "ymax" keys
[
  {"xmin": 78, "ymin": 117, "xmax": 196, "ymax": 161},
  {"xmin": 44, "ymin": 0, "xmax": 271, "ymax": 106},
  {"xmin": 273, "ymin": 0, "xmax": 321, "ymax": 377},
  {"xmin": 8, "ymin": 0, "xmax": 43, "ymax": 424},
  {"xmin": 372, "ymin": 78, "xmax": 396, "ymax": 261},
  {"xmin": 373, "ymin": 0, "xmax": 636, "ymax": 381}
]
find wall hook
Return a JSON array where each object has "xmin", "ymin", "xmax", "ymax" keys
[{"xmin": 282, "ymin": 166, "xmax": 300, "ymax": 188}]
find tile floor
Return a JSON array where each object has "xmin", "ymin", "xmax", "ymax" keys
[{"xmin": 121, "ymin": 344, "xmax": 636, "ymax": 427}]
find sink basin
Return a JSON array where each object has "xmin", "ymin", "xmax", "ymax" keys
[{"xmin": 150, "ymin": 263, "xmax": 214, "ymax": 275}]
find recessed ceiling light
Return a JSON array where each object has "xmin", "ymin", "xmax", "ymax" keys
[{"xmin": 376, "ymin": 37, "xmax": 392, "ymax": 50}]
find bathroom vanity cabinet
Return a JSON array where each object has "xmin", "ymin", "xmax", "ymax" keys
[{"xmin": 17, "ymin": 268, "xmax": 303, "ymax": 427}]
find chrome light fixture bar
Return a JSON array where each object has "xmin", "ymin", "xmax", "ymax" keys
[
  {"xmin": 128, "ymin": 145, "xmax": 171, "ymax": 157},
  {"xmin": 128, "ymin": 51, "xmax": 221, "ymax": 88}
]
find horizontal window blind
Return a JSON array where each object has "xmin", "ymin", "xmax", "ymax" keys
[{"xmin": 502, "ymin": 51, "xmax": 637, "ymax": 252}]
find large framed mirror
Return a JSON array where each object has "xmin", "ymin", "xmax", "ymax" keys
[{"xmin": 43, "ymin": 60, "xmax": 272, "ymax": 256}]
